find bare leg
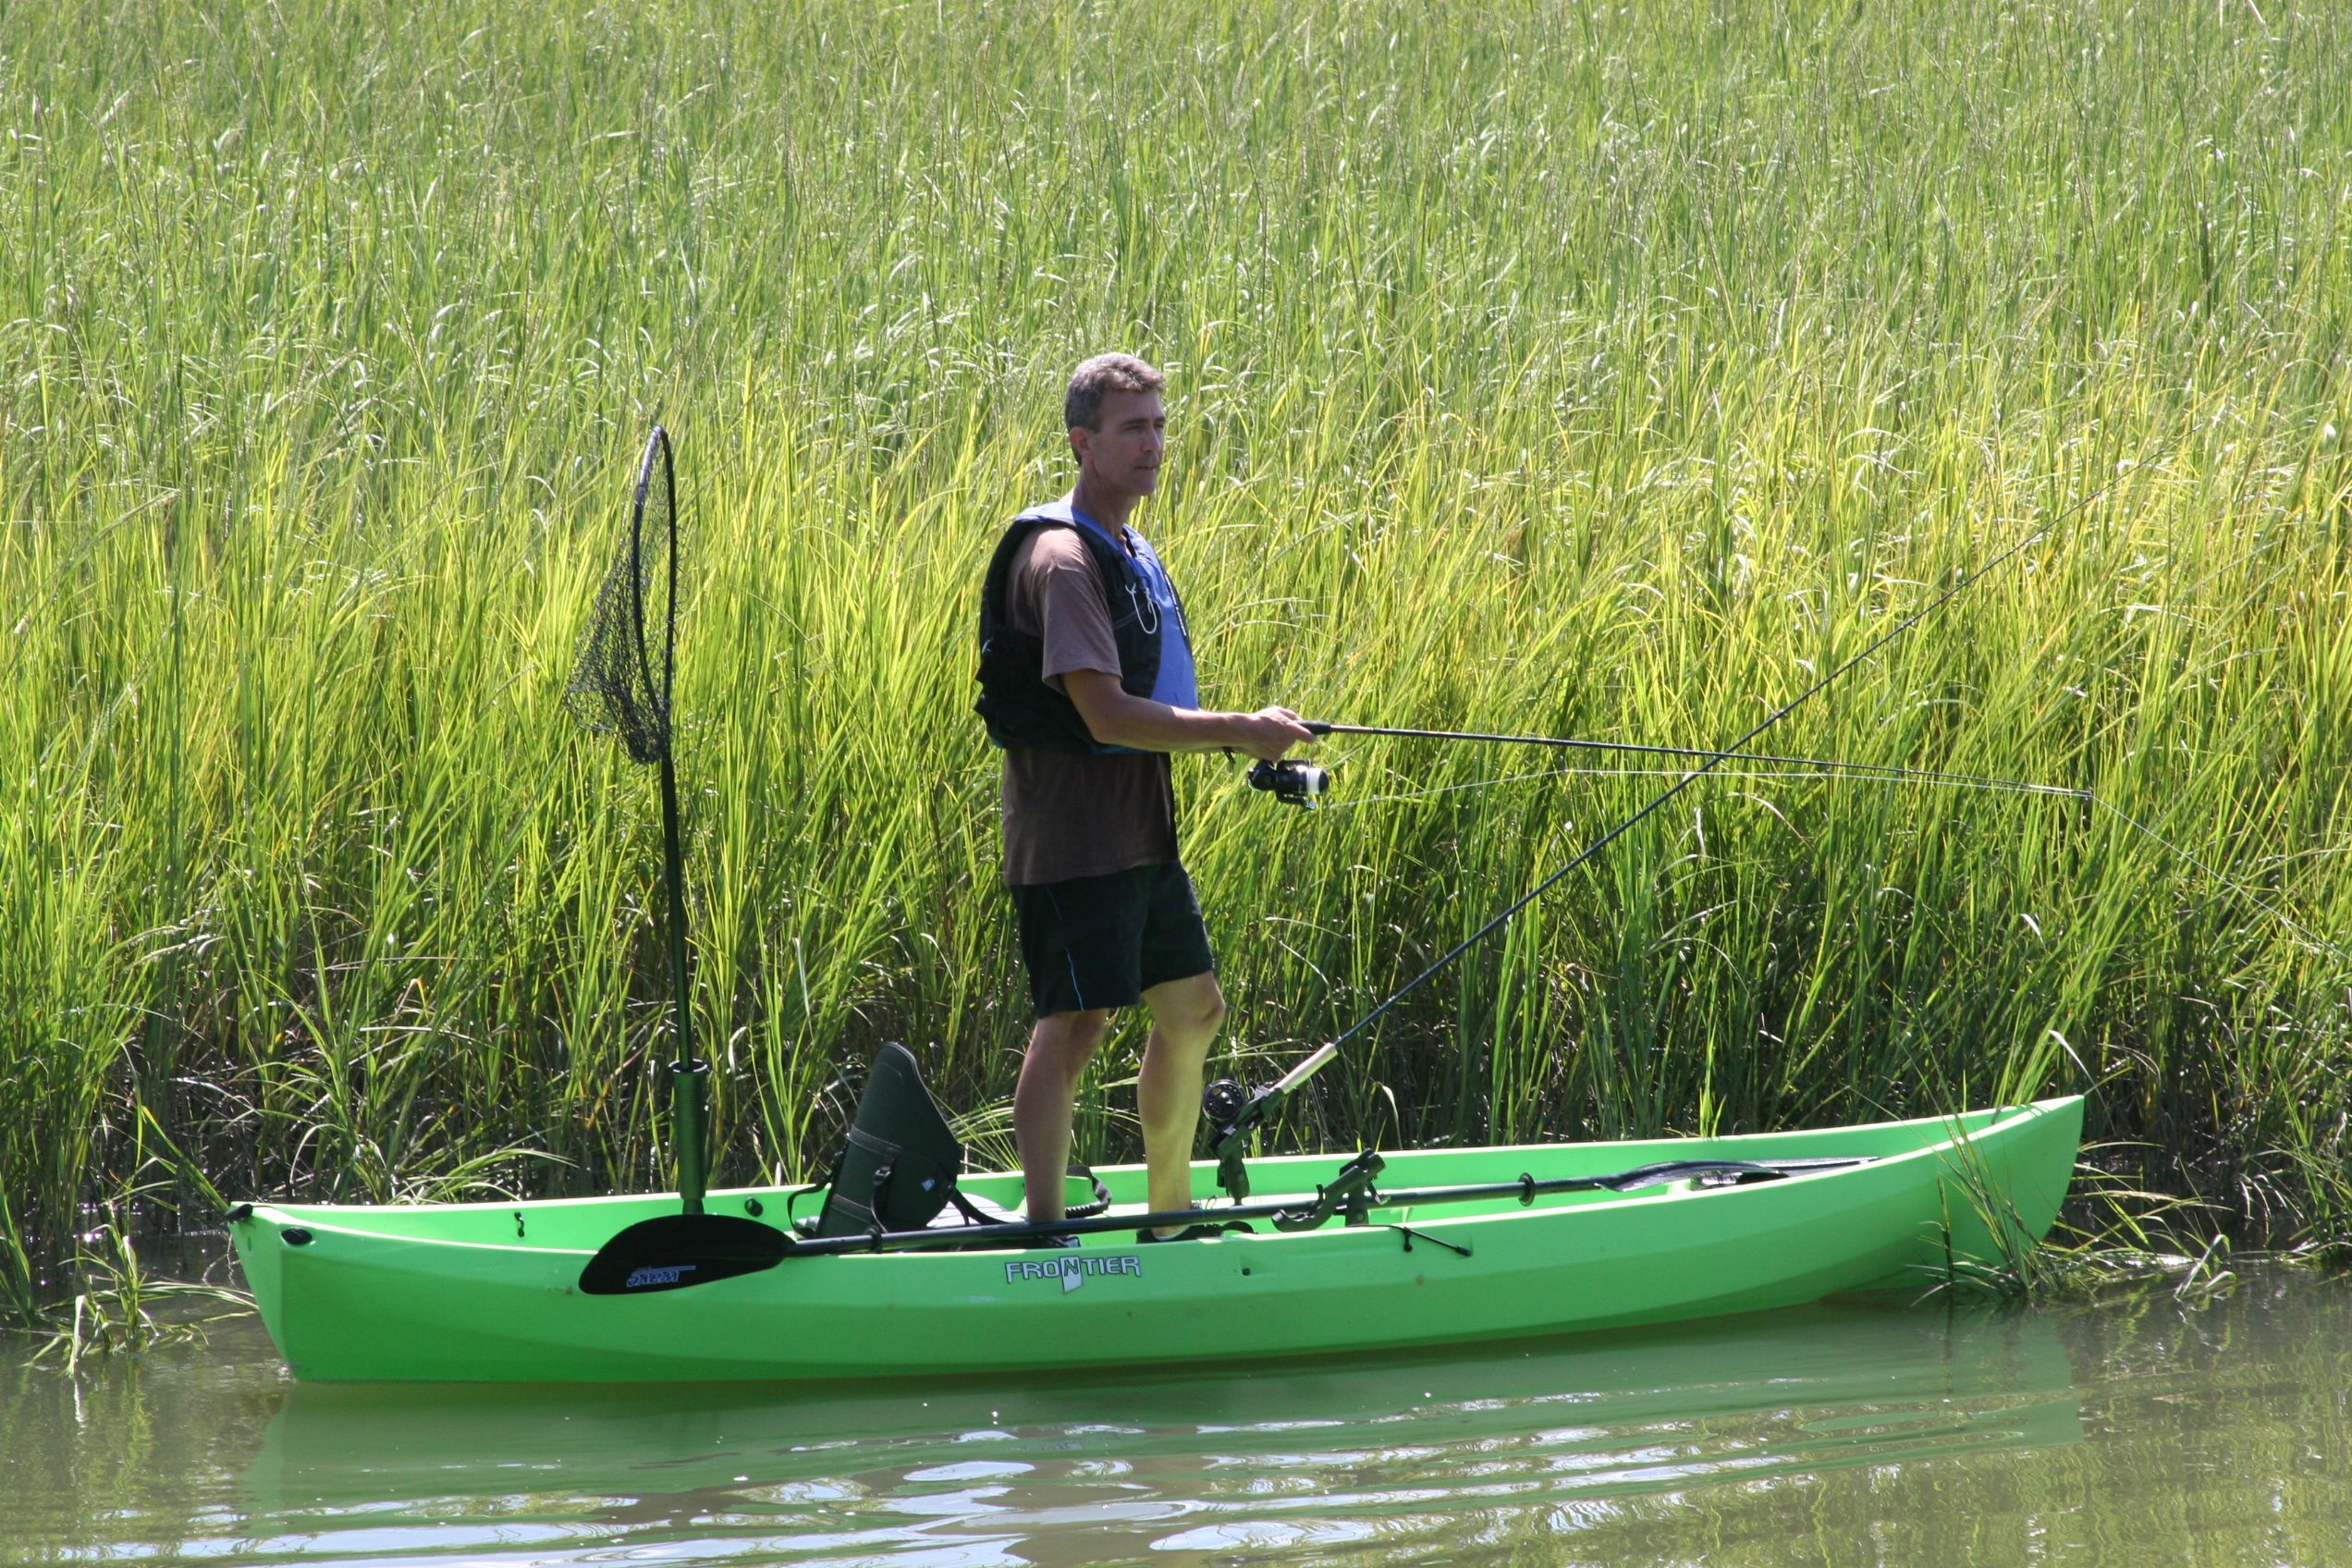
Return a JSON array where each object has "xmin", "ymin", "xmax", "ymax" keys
[
  {"xmin": 1138, "ymin": 971, "xmax": 1227, "ymax": 1231},
  {"xmin": 1015, "ymin": 1009, "xmax": 1110, "ymax": 1224}
]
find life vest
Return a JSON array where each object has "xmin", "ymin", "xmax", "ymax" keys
[{"xmin": 974, "ymin": 499, "xmax": 1196, "ymax": 753}]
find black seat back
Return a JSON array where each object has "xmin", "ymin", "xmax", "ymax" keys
[{"xmin": 814, "ymin": 1042, "xmax": 965, "ymax": 1238}]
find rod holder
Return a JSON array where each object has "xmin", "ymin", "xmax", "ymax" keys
[
  {"xmin": 1203, "ymin": 1078, "xmax": 1290, "ymax": 1201},
  {"xmin": 669, "ymin": 1057, "xmax": 711, "ymax": 1216}
]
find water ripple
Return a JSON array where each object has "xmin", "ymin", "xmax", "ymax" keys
[{"xmin": 17, "ymin": 1281, "xmax": 2352, "ymax": 1567}]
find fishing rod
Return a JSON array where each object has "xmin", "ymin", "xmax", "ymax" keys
[
  {"xmin": 1243, "ymin": 728, "xmax": 2087, "ymax": 808},
  {"xmin": 1206, "ymin": 500, "xmax": 2114, "ymax": 1201}
]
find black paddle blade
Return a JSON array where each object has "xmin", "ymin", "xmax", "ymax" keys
[{"xmin": 578, "ymin": 1212, "xmax": 789, "ymax": 1295}]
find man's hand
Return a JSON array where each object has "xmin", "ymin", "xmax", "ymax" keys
[{"xmin": 1230, "ymin": 705, "xmax": 1314, "ymax": 762}]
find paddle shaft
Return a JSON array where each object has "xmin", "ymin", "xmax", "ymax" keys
[{"xmin": 760, "ymin": 1155, "xmax": 1868, "ymax": 1260}]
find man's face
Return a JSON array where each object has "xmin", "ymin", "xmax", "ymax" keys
[{"xmin": 1072, "ymin": 390, "xmax": 1166, "ymax": 498}]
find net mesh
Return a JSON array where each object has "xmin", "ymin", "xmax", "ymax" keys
[{"xmin": 566, "ymin": 427, "xmax": 676, "ymax": 764}]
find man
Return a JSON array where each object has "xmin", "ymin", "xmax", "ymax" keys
[{"xmin": 975, "ymin": 353, "xmax": 1313, "ymax": 1241}]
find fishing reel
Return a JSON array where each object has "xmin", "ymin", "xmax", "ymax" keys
[
  {"xmin": 1248, "ymin": 758, "xmax": 1331, "ymax": 808},
  {"xmin": 1201, "ymin": 1076, "xmax": 1288, "ymax": 1200},
  {"xmin": 1201, "ymin": 1077, "xmax": 1256, "ymax": 1129}
]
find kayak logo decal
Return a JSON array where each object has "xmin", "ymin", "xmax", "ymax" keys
[
  {"xmin": 1003, "ymin": 1255, "xmax": 1141, "ymax": 1293},
  {"xmin": 625, "ymin": 1264, "xmax": 695, "ymax": 1290}
]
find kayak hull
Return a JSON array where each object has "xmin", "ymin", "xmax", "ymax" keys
[{"xmin": 229, "ymin": 1096, "xmax": 2081, "ymax": 1383}]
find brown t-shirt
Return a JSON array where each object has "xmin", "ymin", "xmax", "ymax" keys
[{"xmin": 998, "ymin": 526, "xmax": 1179, "ymax": 885}]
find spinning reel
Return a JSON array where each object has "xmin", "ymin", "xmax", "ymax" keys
[
  {"xmin": 1247, "ymin": 758, "xmax": 1331, "ymax": 808},
  {"xmin": 1201, "ymin": 1074, "xmax": 1291, "ymax": 1199}
]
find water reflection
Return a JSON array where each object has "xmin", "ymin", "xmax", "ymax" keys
[
  {"xmin": 15, "ymin": 1275, "xmax": 2352, "ymax": 1566},
  {"xmin": 232, "ymin": 1299, "xmax": 2077, "ymax": 1564}
]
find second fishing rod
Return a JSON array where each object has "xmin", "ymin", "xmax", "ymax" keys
[{"xmin": 1209, "ymin": 517, "xmax": 2094, "ymax": 1199}]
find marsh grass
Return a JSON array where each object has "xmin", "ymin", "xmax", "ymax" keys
[
  {"xmin": 3, "ymin": 0, "xmax": 2349, "ymax": 1302},
  {"xmin": 24, "ymin": 1219, "xmax": 254, "ymax": 1376}
]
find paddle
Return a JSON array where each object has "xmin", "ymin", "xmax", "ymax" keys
[
  {"xmin": 566, "ymin": 427, "xmax": 711, "ymax": 1215},
  {"xmin": 577, "ymin": 1152, "xmax": 1871, "ymax": 1295}
]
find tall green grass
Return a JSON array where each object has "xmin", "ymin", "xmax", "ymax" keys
[{"xmin": 2, "ymin": 0, "xmax": 2347, "ymax": 1292}]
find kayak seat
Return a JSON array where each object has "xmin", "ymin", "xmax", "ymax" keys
[
  {"xmin": 802, "ymin": 1041, "xmax": 1118, "ymax": 1243},
  {"xmin": 811, "ymin": 1042, "xmax": 969, "ymax": 1239}
]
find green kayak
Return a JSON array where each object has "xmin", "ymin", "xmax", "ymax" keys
[{"xmin": 228, "ymin": 1096, "xmax": 2080, "ymax": 1384}]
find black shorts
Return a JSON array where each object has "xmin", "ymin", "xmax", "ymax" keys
[{"xmin": 1009, "ymin": 862, "xmax": 1217, "ymax": 1018}]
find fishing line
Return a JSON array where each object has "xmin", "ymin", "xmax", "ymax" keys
[
  {"xmin": 1311, "ymin": 722, "xmax": 2052, "ymax": 788},
  {"xmin": 2089, "ymin": 797, "xmax": 2350, "ymax": 965},
  {"xmin": 1315, "ymin": 759, "xmax": 2090, "ymax": 812},
  {"xmin": 1317, "ymin": 524, "xmax": 2058, "ymax": 1058},
  {"xmin": 1255, "ymin": 732, "xmax": 2090, "ymax": 811},
  {"xmin": 1310, "ymin": 726, "xmax": 2091, "ymax": 795}
]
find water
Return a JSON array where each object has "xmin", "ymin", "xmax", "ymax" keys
[{"xmin": 6, "ymin": 1258, "xmax": 2350, "ymax": 1566}]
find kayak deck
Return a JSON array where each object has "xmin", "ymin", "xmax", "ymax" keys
[{"xmin": 229, "ymin": 1096, "xmax": 2082, "ymax": 1383}]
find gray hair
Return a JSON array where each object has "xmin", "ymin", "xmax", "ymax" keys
[{"xmin": 1064, "ymin": 353, "xmax": 1166, "ymax": 432}]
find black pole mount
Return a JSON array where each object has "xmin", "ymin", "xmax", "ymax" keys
[{"xmin": 668, "ymin": 1057, "xmax": 711, "ymax": 1216}]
